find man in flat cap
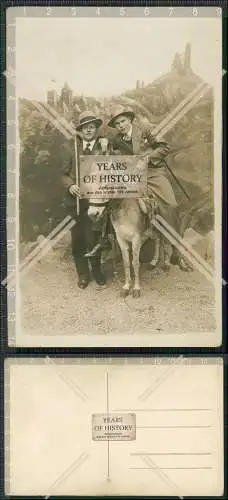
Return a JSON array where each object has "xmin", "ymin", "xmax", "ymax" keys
[
  {"xmin": 61, "ymin": 110, "xmax": 110, "ymax": 289},
  {"xmin": 108, "ymin": 105, "xmax": 189, "ymax": 269}
]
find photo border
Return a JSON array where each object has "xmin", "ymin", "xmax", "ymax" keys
[{"xmin": 2, "ymin": 5, "xmax": 225, "ymax": 347}]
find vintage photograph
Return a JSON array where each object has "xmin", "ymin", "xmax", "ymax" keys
[
  {"xmin": 8, "ymin": 8, "xmax": 223, "ymax": 346},
  {"xmin": 5, "ymin": 357, "xmax": 223, "ymax": 496}
]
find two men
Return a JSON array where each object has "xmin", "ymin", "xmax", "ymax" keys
[{"xmin": 61, "ymin": 106, "xmax": 184, "ymax": 289}]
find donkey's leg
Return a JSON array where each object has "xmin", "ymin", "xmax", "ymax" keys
[
  {"xmin": 163, "ymin": 240, "xmax": 173, "ymax": 270},
  {"xmin": 116, "ymin": 235, "xmax": 131, "ymax": 297},
  {"xmin": 109, "ymin": 232, "xmax": 118, "ymax": 279},
  {"xmin": 132, "ymin": 234, "xmax": 142, "ymax": 298},
  {"xmin": 149, "ymin": 233, "xmax": 160, "ymax": 268}
]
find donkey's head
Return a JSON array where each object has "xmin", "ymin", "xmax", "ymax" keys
[{"xmin": 87, "ymin": 198, "xmax": 109, "ymax": 221}]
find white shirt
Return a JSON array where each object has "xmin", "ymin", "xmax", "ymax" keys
[
  {"xmin": 122, "ymin": 125, "xmax": 133, "ymax": 141},
  {"xmin": 83, "ymin": 139, "xmax": 96, "ymax": 152}
]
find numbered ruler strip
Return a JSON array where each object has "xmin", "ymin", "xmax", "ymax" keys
[
  {"xmin": 92, "ymin": 413, "xmax": 136, "ymax": 441},
  {"xmin": 6, "ymin": 8, "xmax": 17, "ymax": 347},
  {"xmin": 6, "ymin": 6, "xmax": 223, "ymax": 18},
  {"xmin": 6, "ymin": 357, "xmax": 223, "ymax": 366}
]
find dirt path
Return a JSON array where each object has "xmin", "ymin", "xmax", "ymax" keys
[{"xmin": 21, "ymin": 245, "xmax": 215, "ymax": 337}]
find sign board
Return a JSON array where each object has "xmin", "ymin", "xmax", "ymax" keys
[
  {"xmin": 79, "ymin": 155, "xmax": 147, "ymax": 198},
  {"xmin": 92, "ymin": 413, "xmax": 136, "ymax": 441}
]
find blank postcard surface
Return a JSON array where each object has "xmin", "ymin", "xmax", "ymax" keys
[{"xmin": 5, "ymin": 358, "xmax": 223, "ymax": 496}]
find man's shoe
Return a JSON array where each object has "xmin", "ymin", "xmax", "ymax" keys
[
  {"xmin": 77, "ymin": 276, "xmax": 90, "ymax": 289},
  {"xmin": 178, "ymin": 257, "xmax": 193, "ymax": 272},
  {"xmin": 92, "ymin": 268, "xmax": 106, "ymax": 286}
]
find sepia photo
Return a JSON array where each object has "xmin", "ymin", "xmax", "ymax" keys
[{"xmin": 6, "ymin": 7, "xmax": 223, "ymax": 346}]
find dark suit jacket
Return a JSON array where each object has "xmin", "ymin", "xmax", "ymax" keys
[
  {"xmin": 61, "ymin": 135, "xmax": 111, "ymax": 216},
  {"xmin": 110, "ymin": 122, "xmax": 171, "ymax": 171}
]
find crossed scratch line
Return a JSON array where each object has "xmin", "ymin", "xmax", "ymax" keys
[
  {"xmin": 2, "ymin": 216, "xmax": 75, "ymax": 289},
  {"xmin": 138, "ymin": 356, "xmax": 184, "ymax": 402},
  {"xmin": 44, "ymin": 357, "xmax": 89, "ymax": 403},
  {"xmin": 152, "ymin": 215, "xmax": 226, "ymax": 286},
  {"xmin": 44, "ymin": 451, "xmax": 89, "ymax": 499},
  {"xmin": 138, "ymin": 454, "xmax": 185, "ymax": 498}
]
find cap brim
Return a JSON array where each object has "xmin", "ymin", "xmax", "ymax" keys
[
  {"xmin": 76, "ymin": 118, "xmax": 103, "ymax": 130},
  {"xmin": 108, "ymin": 111, "xmax": 135, "ymax": 128}
]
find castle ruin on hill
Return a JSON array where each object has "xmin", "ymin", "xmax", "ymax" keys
[{"xmin": 46, "ymin": 43, "xmax": 195, "ymax": 116}]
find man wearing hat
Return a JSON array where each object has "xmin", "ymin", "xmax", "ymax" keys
[
  {"xmin": 61, "ymin": 110, "xmax": 110, "ymax": 289},
  {"xmin": 108, "ymin": 105, "xmax": 187, "ymax": 267}
]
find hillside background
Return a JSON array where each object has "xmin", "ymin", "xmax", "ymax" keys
[{"xmin": 19, "ymin": 44, "xmax": 213, "ymax": 242}]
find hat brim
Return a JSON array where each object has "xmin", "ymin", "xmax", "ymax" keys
[
  {"xmin": 76, "ymin": 118, "xmax": 103, "ymax": 131},
  {"xmin": 108, "ymin": 111, "xmax": 135, "ymax": 128}
]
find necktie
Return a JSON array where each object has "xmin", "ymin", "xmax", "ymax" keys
[
  {"xmin": 122, "ymin": 135, "xmax": 132, "ymax": 143},
  {"xmin": 84, "ymin": 142, "xmax": 92, "ymax": 154}
]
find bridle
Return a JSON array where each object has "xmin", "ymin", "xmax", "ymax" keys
[{"xmin": 88, "ymin": 200, "xmax": 109, "ymax": 207}]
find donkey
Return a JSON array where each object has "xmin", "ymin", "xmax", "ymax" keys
[{"xmin": 87, "ymin": 197, "xmax": 172, "ymax": 298}]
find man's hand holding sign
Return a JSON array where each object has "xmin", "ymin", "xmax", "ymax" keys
[{"xmin": 68, "ymin": 184, "xmax": 81, "ymax": 197}]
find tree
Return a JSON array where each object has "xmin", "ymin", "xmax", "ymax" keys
[{"xmin": 19, "ymin": 99, "xmax": 67, "ymax": 241}]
